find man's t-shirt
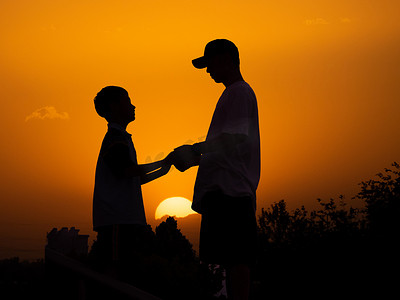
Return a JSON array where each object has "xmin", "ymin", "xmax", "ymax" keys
[
  {"xmin": 192, "ymin": 81, "xmax": 261, "ymax": 214},
  {"xmin": 93, "ymin": 123, "xmax": 146, "ymax": 231}
]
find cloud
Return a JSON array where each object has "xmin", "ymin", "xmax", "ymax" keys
[
  {"xmin": 40, "ymin": 24, "xmax": 57, "ymax": 32},
  {"xmin": 25, "ymin": 106, "xmax": 69, "ymax": 122},
  {"xmin": 305, "ymin": 18, "xmax": 352, "ymax": 26},
  {"xmin": 305, "ymin": 18, "xmax": 330, "ymax": 26}
]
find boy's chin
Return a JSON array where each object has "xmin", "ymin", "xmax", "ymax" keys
[{"xmin": 126, "ymin": 117, "xmax": 135, "ymax": 124}]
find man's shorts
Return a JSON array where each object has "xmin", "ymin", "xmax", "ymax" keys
[{"xmin": 199, "ymin": 190, "xmax": 257, "ymax": 267}]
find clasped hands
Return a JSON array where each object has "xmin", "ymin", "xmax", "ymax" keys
[{"xmin": 162, "ymin": 144, "xmax": 201, "ymax": 173}]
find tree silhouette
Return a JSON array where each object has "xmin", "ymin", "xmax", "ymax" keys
[
  {"xmin": 155, "ymin": 216, "xmax": 196, "ymax": 263},
  {"xmin": 352, "ymin": 162, "xmax": 399, "ymax": 297},
  {"xmin": 255, "ymin": 197, "xmax": 365, "ymax": 298},
  {"xmin": 354, "ymin": 162, "xmax": 399, "ymax": 243},
  {"xmin": 254, "ymin": 162, "xmax": 399, "ymax": 299},
  {"xmin": 147, "ymin": 217, "xmax": 223, "ymax": 300}
]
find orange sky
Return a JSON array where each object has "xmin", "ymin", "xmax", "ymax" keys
[{"xmin": 1, "ymin": 0, "xmax": 400, "ymax": 259}]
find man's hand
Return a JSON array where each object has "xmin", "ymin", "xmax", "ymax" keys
[{"xmin": 172, "ymin": 145, "xmax": 200, "ymax": 172}]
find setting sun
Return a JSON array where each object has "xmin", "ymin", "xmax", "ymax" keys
[{"xmin": 155, "ymin": 197, "xmax": 197, "ymax": 220}]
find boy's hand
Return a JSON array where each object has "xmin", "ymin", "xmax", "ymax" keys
[
  {"xmin": 159, "ymin": 152, "xmax": 174, "ymax": 174},
  {"xmin": 164, "ymin": 151, "xmax": 175, "ymax": 166}
]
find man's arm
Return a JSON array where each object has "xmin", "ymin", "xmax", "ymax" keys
[
  {"xmin": 173, "ymin": 133, "xmax": 247, "ymax": 172},
  {"xmin": 192, "ymin": 133, "xmax": 247, "ymax": 155}
]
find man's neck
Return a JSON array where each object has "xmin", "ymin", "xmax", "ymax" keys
[{"xmin": 223, "ymin": 72, "xmax": 244, "ymax": 88}]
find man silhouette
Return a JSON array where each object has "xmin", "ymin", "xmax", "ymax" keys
[{"xmin": 173, "ymin": 39, "xmax": 260, "ymax": 300}]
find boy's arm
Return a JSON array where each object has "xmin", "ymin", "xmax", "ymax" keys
[
  {"xmin": 125, "ymin": 157, "xmax": 172, "ymax": 184},
  {"xmin": 124, "ymin": 159, "xmax": 164, "ymax": 178},
  {"xmin": 139, "ymin": 160, "xmax": 172, "ymax": 184},
  {"xmin": 104, "ymin": 143, "xmax": 172, "ymax": 182}
]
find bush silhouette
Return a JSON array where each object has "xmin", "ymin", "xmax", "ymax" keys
[{"xmin": 254, "ymin": 162, "xmax": 399, "ymax": 299}]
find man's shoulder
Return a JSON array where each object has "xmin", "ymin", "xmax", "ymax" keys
[
  {"xmin": 220, "ymin": 81, "xmax": 256, "ymax": 105},
  {"xmin": 225, "ymin": 81, "xmax": 255, "ymax": 96}
]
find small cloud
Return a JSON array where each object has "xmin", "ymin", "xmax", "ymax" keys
[
  {"xmin": 40, "ymin": 24, "xmax": 57, "ymax": 32},
  {"xmin": 340, "ymin": 18, "xmax": 352, "ymax": 23},
  {"xmin": 25, "ymin": 106, "xmax": 69, "ymax": 122},
  {"xmin": 305, "ymin": 18, "xmax": 330, "ymax": 26}
]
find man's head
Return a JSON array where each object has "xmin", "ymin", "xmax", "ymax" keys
[
  {"xmin": 94, "ymin": 86, "xmax": 136, "ymax": 126},
  {"xmin": 192, "ymin": 39, "xmax": 240, "ymax": 84}
]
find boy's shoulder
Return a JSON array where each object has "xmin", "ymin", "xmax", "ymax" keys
[
  {"xmin": 106, "ymin": 127, "xmax": 130, "ymax": 138},
  {"xmin": 101, "ymin": 128, "xmax": 131, "ymax": 149}
]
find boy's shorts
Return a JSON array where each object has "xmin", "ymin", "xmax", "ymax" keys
[
  {"xmin": 199, "ymin": 190, "xmax": 257, "ymax": 267},
  {"xmin": 92, "ymin": 224, "xmax": 155, "ymax": 286},
  {"xmin": 93, "ymin": 224, "xmax": 154, "ymax": 265}
]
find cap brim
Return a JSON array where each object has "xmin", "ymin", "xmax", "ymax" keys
[{"xmin": 192, "ymin": 57, "xmax": 207, "ymax": 69}]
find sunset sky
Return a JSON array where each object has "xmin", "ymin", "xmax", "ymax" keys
[{"xmin": 1, "ymin": 0, "xmax": 399, "ymax": 259}]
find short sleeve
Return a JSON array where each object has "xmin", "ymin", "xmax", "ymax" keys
[{"xmin": 220, "ymin": 87, "xmax": 252, "ymax": 136}]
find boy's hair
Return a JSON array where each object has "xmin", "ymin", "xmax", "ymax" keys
[{"xmin": 94, "ymin": 86, "xmax": 127, "ymax": 119}]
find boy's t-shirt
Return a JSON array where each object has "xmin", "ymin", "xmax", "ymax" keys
[{"xmin": 93, "ymin": 123, "xmax": 146, "ymax": 231}]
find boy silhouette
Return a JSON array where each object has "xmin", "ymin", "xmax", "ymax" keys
[{"xmin": 92, "ymin": 86, "xmax": 171, "ymax": 280}]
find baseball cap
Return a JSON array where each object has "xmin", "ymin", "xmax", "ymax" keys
[{"xmin": 192, "ymin": 39, "xmax": 239, "ymax": 69}]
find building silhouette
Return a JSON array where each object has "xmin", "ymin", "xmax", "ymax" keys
[{"xmin": 46, "ymin": 227, "xmax": 89, "ymax": 256}]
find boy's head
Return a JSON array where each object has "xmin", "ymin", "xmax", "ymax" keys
[{"xmin": 94, "ymin": 86, "xmax": 136, "ymax": 125}]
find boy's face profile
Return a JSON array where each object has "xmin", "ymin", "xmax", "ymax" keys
[{"xmin": 110, "ymin": 91, "xmax": 136, "ymax": 125}]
